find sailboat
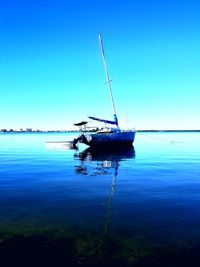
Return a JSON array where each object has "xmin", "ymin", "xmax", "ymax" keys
[{"xmin": 73, "ymin": 34, "xmax": 136, "ymax": 148}]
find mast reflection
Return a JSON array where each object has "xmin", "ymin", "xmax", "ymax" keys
[{"xmin": 74, "ymin": 146, "xmax": 135, "ymax": 260}]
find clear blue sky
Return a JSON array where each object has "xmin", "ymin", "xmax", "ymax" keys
[{"xmin": 0, "ymin": 0, "xmax": 200, "ymax": 130}]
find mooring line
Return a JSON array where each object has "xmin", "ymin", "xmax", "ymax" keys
[{"xmin": 138, "ymin": 132, "xmax": 183, "ymax": 144}]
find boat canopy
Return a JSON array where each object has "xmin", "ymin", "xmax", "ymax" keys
[
  {"xmin": 88, "ymin": 116, "xmax": 118, "ymax": 126},
  {"xmin": 74, "ymin": 121, "xmax": 88, "ymax": 126}
]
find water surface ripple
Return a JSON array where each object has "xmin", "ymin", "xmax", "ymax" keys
[{"xmin": 0, "ymin": 132, "xmax": 200, "ymax": 266}]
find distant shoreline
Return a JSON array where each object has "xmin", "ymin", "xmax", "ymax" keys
[
  {"xmin": 1, "ymin": 129, "xmax": 200, "ymax": 133},
  {"xmin": 138, "ymin": 130, "xmax": 200, "ymax": 132},
  {"xmin": 0, "ymin": 130, "xmax": 78, "ymax": 133}
]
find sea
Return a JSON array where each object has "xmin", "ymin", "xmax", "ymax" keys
[{"xmin": 0, "ymin": 132, "xmax": 200, "ymax": 267}]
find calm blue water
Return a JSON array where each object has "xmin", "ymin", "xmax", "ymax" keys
[{"xmin": 0, "ymin": 132, "xmax": 200, "ymax": 266}]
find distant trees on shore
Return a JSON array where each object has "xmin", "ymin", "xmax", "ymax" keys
[{"xmin": 0, "ymin": 128, "xmax": 78, "ymax": 133}]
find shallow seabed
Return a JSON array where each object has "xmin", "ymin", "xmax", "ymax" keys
[{"xmin": 0, "ymin": 132, "xmax": 200, "ymax": 266}]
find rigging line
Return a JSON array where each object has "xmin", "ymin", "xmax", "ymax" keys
[{"xmin": 98, "ymin": 33, "xmax": 117, "ymax": 117}]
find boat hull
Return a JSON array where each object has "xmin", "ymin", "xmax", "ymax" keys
[{"xmin": 79, "ymin": 131, "xmax": 136, "ymax": 148}]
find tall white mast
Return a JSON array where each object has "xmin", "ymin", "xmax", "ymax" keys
[{"xmin": 98, "ymin": 33, "xmax": 118, "ymax": 126}]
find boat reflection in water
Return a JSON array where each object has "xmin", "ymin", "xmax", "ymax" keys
[
  {"xmin": 74, "ymin": 146, "xmax": 135, "ymax": 254},
  {"xmin": 74, "ymin": 146, "xmax": 135, "ymax": 176}
]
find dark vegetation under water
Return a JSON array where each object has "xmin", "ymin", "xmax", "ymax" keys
[{"xmin": 1, "ymin": 226, "xmax": 200, "ymax": 267}]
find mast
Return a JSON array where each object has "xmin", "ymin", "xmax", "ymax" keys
[{"xmin": 98, "ymin": 33, "xmax": 118, "ymax": 127}]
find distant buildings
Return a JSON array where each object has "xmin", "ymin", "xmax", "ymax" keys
[
  {"xmin": 0, "ymin": 128, "xmax": 77, "ymax": 133},
  {"xmin": 26, "ymin": 128, "xmax": 32, "ymax": 132}
]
